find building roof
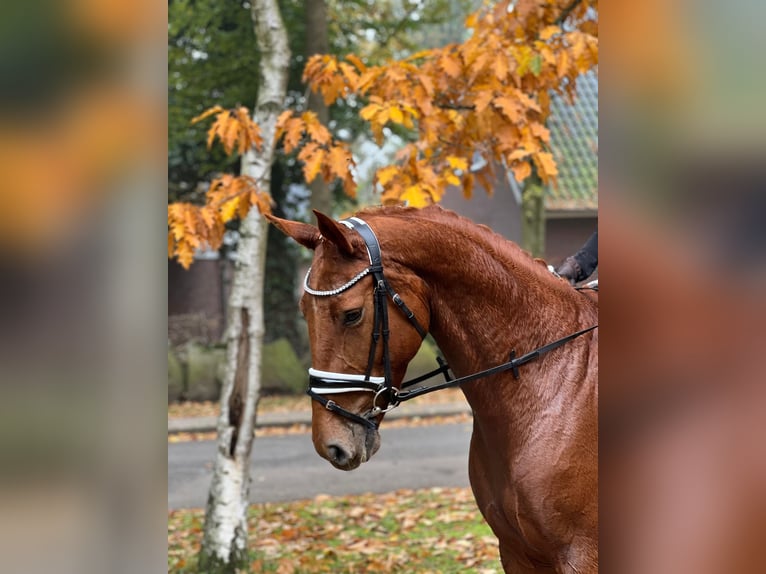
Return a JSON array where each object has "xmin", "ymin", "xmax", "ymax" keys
[{"xmin": 545, "ymin": 70, "xmax": 598, "ymax": 214}]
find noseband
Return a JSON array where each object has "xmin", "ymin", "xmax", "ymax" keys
[{"xmin": 304, "ymin": 216, "xmax": 598, "ymax": 430}]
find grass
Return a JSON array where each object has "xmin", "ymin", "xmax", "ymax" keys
[{"xmin": 168, "ymin": 487, "xmax": 501, "ymax": 573}]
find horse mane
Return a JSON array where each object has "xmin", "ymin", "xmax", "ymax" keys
[{"xmin": 354, "ymin": 204, "xmax": 556, "ymax": 283}]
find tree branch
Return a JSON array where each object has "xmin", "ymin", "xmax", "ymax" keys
[
  {"xmin": 555, "ymin": 0, "xmax": 585, "ymax": 26},
  {"xmin": 378, "ymin": 4, "xmax": 420, "ymax": 51},
  {"xmin": 436, "ymin": 102, "xmax": 476, "ymax": 111}
]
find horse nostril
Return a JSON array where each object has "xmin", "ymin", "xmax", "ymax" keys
[{"xmin": 327, "ymin": 443, "xmax": 350, "ymax": 467}]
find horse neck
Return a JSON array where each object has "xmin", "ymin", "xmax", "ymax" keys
[{"xmin": 380, "ymin": 215, "xmax": 595, "ymax": 411}]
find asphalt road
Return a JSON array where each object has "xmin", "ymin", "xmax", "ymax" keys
[{"xmin": 168, "ymin": 421, "xmax": 473, "ymax": 509}]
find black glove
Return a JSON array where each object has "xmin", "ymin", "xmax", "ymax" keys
[{"xmin": 556, "ymin": 256, "xmax": 582, "ymax": 285}]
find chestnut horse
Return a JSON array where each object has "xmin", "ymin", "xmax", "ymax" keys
[{"xmin": 268, "ymin": 205, "xmax": 598, "ymax": 573}]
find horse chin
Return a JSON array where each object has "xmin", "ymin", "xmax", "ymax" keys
[{"xmin": 360, "ymin": 427, "xmax": 381, "ymax": 464}]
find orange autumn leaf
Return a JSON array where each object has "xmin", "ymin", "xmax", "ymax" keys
[
  {"xmin": 511, "ymin": 161, "xmax": 532, "ymax": 183},
  {"xmin": 327, "ymin": 146, "xmax": 351, "ymax": 180}
]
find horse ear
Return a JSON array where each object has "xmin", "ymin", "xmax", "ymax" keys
[
  {"xmin": 264, "ymin": 213, "xmax": 321, "ymax": 250},
  {"xmin": 313, "ymin": 210, "xmax": 355, "ymax": 257}
]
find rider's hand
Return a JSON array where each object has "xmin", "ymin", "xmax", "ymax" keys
[{"xmin": 556, "ymin": 256, "xmax": 581, "ymax": 285}]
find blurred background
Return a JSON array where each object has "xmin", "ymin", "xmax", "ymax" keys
[
  {"xmin": 1, "ymin": 0, "xmax": 764, "ymax": 571},
  {"xmin": 601, "ymin": 0, "xmax": 766, "ymax": 572},
  {"xmin": 0, "ymin": 0, "xmax": 166, "ymax": 573}
]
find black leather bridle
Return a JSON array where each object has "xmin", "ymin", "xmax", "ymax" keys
[{"xmin": 304, "ymin": 216, "xmax": 597, "ymax": 430}]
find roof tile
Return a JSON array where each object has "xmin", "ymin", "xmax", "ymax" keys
[{"xmin": 545, "ymin": 71, "xmax": 598, "ymax": 212}]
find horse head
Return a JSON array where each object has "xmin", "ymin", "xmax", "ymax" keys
[{"xmin": 267, "ymin": 210, "xmax": 429, "ymax": 470}]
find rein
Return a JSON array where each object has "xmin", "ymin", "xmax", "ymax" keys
[{"xmin": 304, "ymin": 216, "xmax": 598, "ymax": 430}]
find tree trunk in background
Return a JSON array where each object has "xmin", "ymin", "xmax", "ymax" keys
[
  {"xmin": 305, "ymin": 0, "xmax": 333, "ymax": 216},
  {"xmin": 522, "ymin": 180, "xmax": 546, "ymax": 258},
  {"xmin": 198, "ymin": 0, "xmax": 290, "ymax": 570}
]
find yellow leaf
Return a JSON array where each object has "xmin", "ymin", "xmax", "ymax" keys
[
  {"xmin": 238, "ymin": 194, "xmax": 251, "ymax": 219},
  {"xmin": 389, "ymin": 106, "xmax": 404, "ymax": 125},
  {"xmin": 275, "ymin": 110, "xmax": 293, "ymax": 135},
  {"xmin": 420, "ymin": 75, "xmax": 435, "ymax": 97},
  {"xmin": 507, "ymin": 148, "xmax": 532, "ymax": 162},
  {"xmin": 516, "ymin": 91, "xmax": 541, "ymax": 113},
  {"xmin": 495, "ymin": 54, "xmax": 509, "ymax": 81},
  {"xmin": 298, "ymin": 141, "xmax": 320, "ymax": 163},
  {"xmin": 377, "ymin": 107, "xmax": 391, "ymax": 125},
  {"xmin": 400, "ymin": 185, "xmax": 430, "ymax": 208},
  {"xmin": 402, "ymin": 104, "xmax": 420, "ymax": 119},
  {"xmin": 557, "ymin": 49, "xmax": 570, "ymax": 80},
  {"xmin": 445, "ymin": 173, "xmax": 460, "ymax": 186},
  {"xmin": 306, "ymin": 121, "xmax": 331, "ymax": 145},
  {"xmin": 206, "ymin": 123, "xmax": 217, "ymax": 149},
  {"xmin": 328, "ymin": 146, "xmax": 351, "ymax": 180},
  {"xmin": 359, "ymin": 104, "xmax": 381, "ymax": 122},
  {"xmin": 184, "ymin": 207, "xmax": 199, "ymax": 235},
  {"xmin": 171, "ymin": 219, "xmax": 185, "ymax": 241},
  {"xmin": 376, "ymin": 165, "xmax": 398, "ymax": 186},
  {"xmin": 345, "ymin": 53, "xmax": 367, "ymax": 72},
  {"xmin": 342, "ymin": 173, "xmax": 357, "ymax": 198},
  {"xmin": 200, "ymin": 207, "xmax": 217, "ymax": 230},
  {"xmin": 220, "ymin": 198, "xmax": 239, "ymax": 222},
  {"xmin": 371, "ymin": 122, "xmax": 384, "ymax": 146},
  {"xmin": 570, "ymin": 32, "xmax": 587, "ymax": 60},
  {"xmin": 446, "ymin": 156, "xmax": 468, "ymax": 171},
  {"xmin": 222, "ymin": 115, "xmax": 238, "ymax": 155},
  {"xmin": 301, "ymin": 111, "xmax": 318, "ymax": 128},
  {"xmin": 474, "ymin": 91, "xmax": 494, "ymax": 114},
  {"xmin": 283, "ymin": 118, "xmax": 304, "ymax": 152},
  {"xmin": 540, "ymin": 26, "xmax": 561, "ymax": 41},
  {"xmin": 534, "ymin": 152, "xmax": 558, "ymax": 182},
  {"xmin": 515, "ymin": 46, "xmax": 532, "ymax": 76},
  {"xmin": 176, "ymin": 240, "xmax": 194, "ymax": 269},
  {"xmin": 190, "ymin": 105, "xmax": 224, "ymax": 125},
  {"xmin": 253, "ymin": 191, "xmax": 273, "ymax": 215},
  {"xmin": 440, "ymin": 55, "xmax": 461, "ymax": 79},
  {"xmin": 530, "ymin": 123, "xmax": 551, "ymax": 142},
  {"xmin": 512, "ymin": 161, "xmax": 532, "ymax": 182},
  {"xmin": 338, "ymin": 62, "xmax": 359, "ymax": 91},
  {"xmin": 494, "ymin": 97, "xmax": 520, "ymax": 122},
  {"xmin": 302, "ymin": 147, "xmax": 326, "ymax": 183}
]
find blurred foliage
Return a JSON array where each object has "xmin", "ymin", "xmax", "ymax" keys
[{"xmin": 260, "ymin": 338, "xmax": 308, "ymax": 394}]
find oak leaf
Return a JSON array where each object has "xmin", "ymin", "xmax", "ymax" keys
[
  {"xmin": 328, "ymin": 146, "xmax": 351, "ymax": 180},
  {"xmin": 446, "ymin": 156, "xmax": 468, "ymax": 171},
  {"xmin": 512, "ymin": 161, "xmax": 532, "ymax": 182},
  {"xmin": 400, "ymin": 185, "xmax": 430, "ymax": 208},
  {"xmin": 376, "ymin": 166, "xmax": 399, "ymax": 187},
  {"xmin": 540, "ymin": 25, "xmax": 561, "ymax": 41},
  {"xmin": 494, "ymin": 97, "xmax": 520, "ymax": 122}
]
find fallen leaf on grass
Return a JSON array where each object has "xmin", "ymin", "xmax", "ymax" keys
[{"xmin": 169, "ymin": 487, "xmax": 501, "ymax": 573}]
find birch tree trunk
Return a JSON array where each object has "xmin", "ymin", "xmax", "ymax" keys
[{"xmin": 198, "ymin": 0, "xmax": 290, "ymax": 571}]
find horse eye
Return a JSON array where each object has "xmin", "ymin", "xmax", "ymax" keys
[{"xmin": 343, "ymin": 308, "xmax": 364, "ymax": 326}]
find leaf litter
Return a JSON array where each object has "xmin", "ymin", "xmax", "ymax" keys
[{"xmin": 168, "ymin": 486, "xmax": 500, "ymax": 572}]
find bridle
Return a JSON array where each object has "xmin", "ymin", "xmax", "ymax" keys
[
  {"xmin": 304, "ymin": 216, "xmax": 598, "ymax": 430},
  {"xmin": 305, "ymin": 216, "xmax": 430, "ymax": 430}
]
